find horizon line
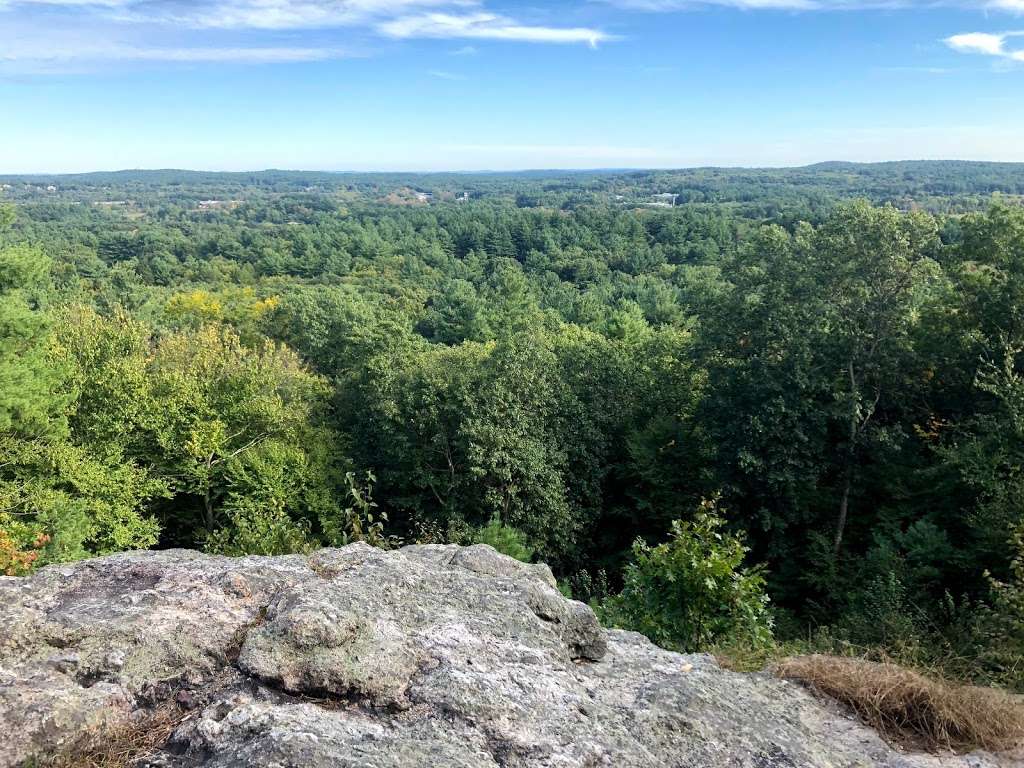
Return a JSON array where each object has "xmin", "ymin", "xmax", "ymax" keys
[{"xmin": 4, "ymin": 158, "xmax": 1024, "ymax": 178}]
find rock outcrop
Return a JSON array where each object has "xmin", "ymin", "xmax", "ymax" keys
[{"xmin": 0, "ymin": 544, "xmax": 1016, "ymax": 767}]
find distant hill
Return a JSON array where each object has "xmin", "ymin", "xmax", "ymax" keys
[{"xmin": 4, "ymin": 160, "xmax": 1024, "ymax": 214}]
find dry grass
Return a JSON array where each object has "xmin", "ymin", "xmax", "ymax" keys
[
  {"xmin": 39, "ymin": 669, "xmax": 241, "ymax": 768},
  {"xmin": 776, "ymin": 654, "xmax": 1024, "ymax": 754},
  {"xmin": 42, "ymin": 702, "xmax": 190, "ymax": 768}
]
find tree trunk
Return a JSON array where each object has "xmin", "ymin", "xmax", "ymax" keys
[
  {"xmin": 203, "ymin": 485, "xmax": 215, "ymax": 532},
  {"xmin": 833, "ymin": 457, "xmax": 853, "ymax": 555},
  {"xmin": 202, "ymin": 452, "xmax": 218, "ymax": 532},
  {"xmin": 834, "ymin": 359, "xmax": 859, "ymax": 556}
]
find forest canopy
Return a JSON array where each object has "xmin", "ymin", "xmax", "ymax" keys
[{"xmin": 2, "ymin": 163, "xmax": 1024, "ymax": 689}]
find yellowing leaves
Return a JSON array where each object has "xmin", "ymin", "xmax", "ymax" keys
[
  {"xmin": 253, "ymin": 296, "xmax": 280, "ymax": 314},
  {"xmin": 164, "ymin": 287, "xmax": 281, "ymax": 329},
  {"xmin": 166, "ymin": 290, "xmax": 224, "ymax": 321}
]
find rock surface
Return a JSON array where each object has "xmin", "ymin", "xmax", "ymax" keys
[{"xmin": 0, "ymin": 544, "xmax": 1017, "ymax": 767}]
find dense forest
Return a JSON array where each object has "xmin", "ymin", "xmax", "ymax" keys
[{"xmin": 2, "ymin": 162, "xmax": 1023, "ymax": 690}]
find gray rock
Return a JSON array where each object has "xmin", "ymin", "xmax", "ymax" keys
[{"xmin": 0, "ymin": 544, "xmax": 1017, "ymax": 767}]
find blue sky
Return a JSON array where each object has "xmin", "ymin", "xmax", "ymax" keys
[{"xmin": 1, "ymin": 0, "xmax": 1023, "ymax": 172}]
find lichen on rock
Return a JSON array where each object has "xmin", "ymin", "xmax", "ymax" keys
[{"xmin": 0, "ymin": 544, "xmax": 1017, "ymax": 767}]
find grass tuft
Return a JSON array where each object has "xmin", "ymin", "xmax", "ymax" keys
[
  {"xmin": 43, "ymin": 702, "xmax": 189, "ymax": 768},
  {"xmin": 776, "ymin": 654, "xmax": 1024, "ymax": 754}
]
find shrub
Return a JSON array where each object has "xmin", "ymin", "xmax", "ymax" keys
[
  {"xmin": 976, "ymin": 526, "xmax": 1024, "ymax": 689},
  {"xmin": 0, "ymin": 525, "xmax": 49, "ymax": 576},
  {"xmin": 839, "ymin": 570, "xmax": 932, "ymax": 660},
  {"xmin": 472, "ymin": 516, "xmax": 535, "ymax": 563},
  {"xmin": 203, "ymin": 496, "xmax": 315, "ymax": 557},
  {"xmin": 776, "ymin": 655, "xmax": 1024, "ymax": 753},
  {"xmin": 601, "ymin": 498, "xmax": 774, "ymax": 652},
  {"xmin": 324, "ymin": 471, "xmax": 396, "ymax": 549},
  {"xmin": 568, "ymin": 568, "xmax": 611, "ymax": 605}
]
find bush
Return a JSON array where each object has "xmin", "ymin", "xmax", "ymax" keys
[
  {"xmin": 976, "ymin": 526, "xmax": 1024, "ymax": 689},
  {"xmin": 568, "ymin": 568, "xmax": 611, "ymax": 605},
  {"xmin": 0, "ymin": 525, "xmax": 49, "ymax": 576},
  {"xmin": 203, "ymin": 497, "xmax": 315, "ymax": 557},
  {"xmin": 322, "ymin": 471, "xmax": 397, "ymax": 550},
  {"xmin": 839, "ymin": 571, "xmax": 932, "ymax": 659},
  {"xmin": 777, "ymin": 655, "xmax": 1024, "ymax": 753},
  {"xmin": 601, "ymin": 498, "xmax": 774, "ymax": 652},
  {"xmin": 472, "ymin": 517, "xmax": 535, "ymax": 563}
]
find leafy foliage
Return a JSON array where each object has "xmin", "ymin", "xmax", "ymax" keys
[
  {"xmin": 327, "ymin": 471, "xmax": 395, "ymax": 549},
  {"xmin": 977, "ymin": 527, "xmax": 1024, "ymax": 686},
  {"xmin": 0, "ymin": 245, "xmax": 62, "ymax": 437},
  {"xmin": 472, "ymin": 517, "xmax": 535, "ymax": 563},
  {"xmin": 602, "ymin": 499, "xmax": 774, "ymax": 652},
  {"xmin": 2, "ymin": 169, "xmax": 1024, "ymax": 686}
]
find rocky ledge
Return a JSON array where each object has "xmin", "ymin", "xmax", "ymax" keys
[{"xmin": 0, "ymin": 544, "xmax": 1017, "ymax": 767}]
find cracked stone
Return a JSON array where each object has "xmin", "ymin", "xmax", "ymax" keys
[{"xmin": 0, "ymin": 544, "xmax": 1018, "ymax": 768}]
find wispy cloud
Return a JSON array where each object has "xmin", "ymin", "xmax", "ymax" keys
[
  {"xmin": 946, "ymin": 30, "xmax": 1024, "ymax": 60},
  {"xmin": 117, "ymin": 0, "xmax": 468, "ymax": 31},
  {"xmin": 0, "ymin": 41, "xmax": 349, "ymax": 72},
  {"xmin": 428, "ymin": 68, "xmax": 467, "ymax": 79},
  {"xmin": 50, "ymin": 46, "xmax": 342, "ymax": 63},
  {"xmin": 0, "ymin": 0, "xmax": 610, "ymax": 72},
  {"xmin": 379, "ymin": 12, "xmax": 612, "ymax": 46},
  {"xmin": 600, "ymin": 0, "xmax": 814, "ymax": 8},
  {"xmin": 0, "ymin": 0, "xmax": 608, "ymax": 39},
  {"xmin": 600, "ymin": 0, "xmax": 1024, "ymax": 10},
  {"xmin": 0, "ymin": 0, "xmax": 464, "ymax": 27}
]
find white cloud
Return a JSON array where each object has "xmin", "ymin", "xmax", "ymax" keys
[
  {"xmin": 379, "ymin": 12, "xmax": 612, "ymax": 46},
  {"xmin": 0, "ymin": 0, "xmax": 129, "ymax": 5},
  {"xmin": 0, "ymin": 0, "xmax": 609, "ymax": 43},
  {"xmin": 601, "ymin": 0, "xmax": 1024, "ymax": 10},
  {"xmin": 129, "ymin": 0, "xmax": 469, "ymax": 30},
  {"xmin": 428, "ymin": 68, "xmax": 467, "ymax": 79},
  {"xmin": 7, "ymin": 0, "xmax": 1024, "ymax": 16},
  {"xmin": 106, "ymin": 46, "xmax": 343, "ymax": 62},
  {"xmin": 946, "ymin": 31, "xmax": 1009, "ymax": 54},
  {"xmin": 0, "ymin": 43, "xmax": 346, "ymax": 65},
  {"xmin": 0, "ymin": 0, "xmax": 614, "ymax": 72},
  {"xmin": 602, "ymin": 0, "xmax": 814, "ymax": 8},
  {"xmin": 945, "ymin": 30, "xmax": 1024, "ymax": 60}
]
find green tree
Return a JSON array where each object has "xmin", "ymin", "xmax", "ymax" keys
[
  {"xmin": 417, "ymin": 280, "xmax": 493, "ymax": 344},
  {"xmin": 602, "ymin": 498, "xmax": 774, "ymax": 652},
  {"xmin": 472, "ymin": 517, "xmax": 535, "ymax": 563},
  {"xmin": 700, "ymin": 203, "xmax": 939, "ymax": 593},
  {"xmin": 0, "ymin": 439, "xmax": 163, "ymax": 565},
  {"xmin": 0, "ymin": 245, "xmax": 62, "ymax": 437},
  {"xmin": 813, "ymin": 203, "xmax": 939, "ymax": 553},
  {"xmin": 144, "ymin": 324, "xmax": 338, "ymax": 547},
  {"xmin": 0, "ymin": 203, "xmax": 14, "ymax": 232},
  {"xmin": 981, "ymin": 525, "xmax": 1024, "ymax": 688},
  {"xmin": 1, "ymin": 258, "xmax": 160, "ymax": 570},
  {"xmin": 346, "ymin": 332, "xmax": 574, "ymax": 555},
  {"xmin": 51, "ymin": 309, "xmax": 341, "ymax": 554},
  {"xmin": 945, "ymin": 341, "xmax": 1024, "ymax": 570}
]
